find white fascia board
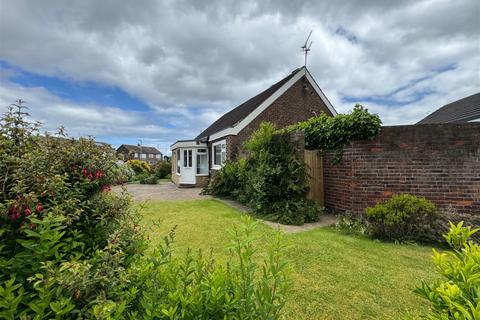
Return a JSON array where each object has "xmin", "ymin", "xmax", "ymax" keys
[
  {"xmin": 305, "ymin": 68, "xmax": 337, "ymax": 116},
  {"xmin": 170, "ymin": 140, "xmax": 207, "ymax": 150},
  {"xmin": 209, "ymin": 68, "xmax": 307, "ymax": 141}
]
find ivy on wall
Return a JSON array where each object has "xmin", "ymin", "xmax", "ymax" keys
[{"xmin": 282, "ymin": 104, "xmax": 382, "ymax": 161}]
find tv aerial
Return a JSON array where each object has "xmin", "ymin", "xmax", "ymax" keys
[{"xmin": 301, "ymin": 30, "xmax": 313, "ymax": 67}]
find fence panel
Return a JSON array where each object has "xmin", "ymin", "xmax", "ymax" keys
[{"xmin": 304, "ymin": 150, "xmax": 324, "ymax": 206}]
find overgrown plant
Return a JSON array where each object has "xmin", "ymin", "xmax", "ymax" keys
[
  {"xmin": 414, "ymin": 221, "xmax": 480, "ymax": 320},
  {"xmin": 0, "ymin": 101, "xmax": 291, "ymax": 319},
  {"xmin": 365, "ymin": 194, "xmax": 439, "ymax": 242},
  {"xmin": 205, "ymin": 122, "xmax": 320, "ymax": 225},
  {"xmin": 284, "ymin": 104, "xmax": 381, "ymax": 161}
]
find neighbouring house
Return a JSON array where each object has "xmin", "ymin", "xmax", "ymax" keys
[
  {"xmin": 417, "ymin": 92, "xmax": 480, "ymax": 124},
  {"xmin": 116, "ymin": 144, "xmax": 163, "ymax": 165},
  {"xmin": 170, "ymin": 66, "xmax": 337, "ymax": 187}
]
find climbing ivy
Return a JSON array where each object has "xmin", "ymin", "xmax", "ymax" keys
[{"xmin": 283, "ymin": 104, "xmax": 382, "ymax": 160}]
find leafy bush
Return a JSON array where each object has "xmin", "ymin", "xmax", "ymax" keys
[
  {"xmin": 365, "ymin": 194, "xmax": 439, "ymax": 242},
  {"xmin": 127, "ymin": 159, "xmax": 151, "ymax": 175},
  {"xmin": 112, "ymin": 161, "xmax": 135, "ymax": 184},
  {"xmin": 284, "ymin": 104, "xmax": 381, "ymax": 161},
  {"xmin": 414, "ymin": 221, "xmax": 480, "ymax": 319},
  {"xmin": 336, "ymin": 212, "xmax": 367, "ymax": 235},
  {"xmin": 151, "ymin": 160, "xmax": 172, "ymax": 179},
  {"xmin": 203, "ymin": 160, "xmax": 245, "ymax": 197},
  {"xmin": 0, "ymin": 102, "xmax": 291, "ymax": 319},
  {"xmin": 139, "ymin": 174, "xmax": 158, "ymax": 184},
  {"xmin": 205, "ymin": 122, "xmax": 320, "ymax": 225}
]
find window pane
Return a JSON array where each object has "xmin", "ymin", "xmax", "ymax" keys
[
  {"xmin": 183, "ymin": 150, "xmax": 187, "ymax": 167},
  {"xmin": 177, "ymin": 150, "xmax": 181, "ymax": 173},
  {"xmin": 221, "ymin": 144, "xmax": 226, "ymax": 164},
  {"xmin": 188, "ymin": 150, "xmax": 192, "ymax": 167},
  {"xmin": 214, "ymin": 145, "xmax": 221, "ymax": 165},
  {"xmin": 197, "ymin": 153, "xmax": 208, "ymax": 174}
]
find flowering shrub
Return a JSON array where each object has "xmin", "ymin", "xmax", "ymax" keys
[
  {"xmin": 0, "ymin": 101, "xmax": 291, "ymax": 319},
  {"xmin": 127, "ymin": 159, "xmax": 151, "ymax": 175},
  {"xmin": 414, "ymin": 222, "xmax": 480, "ymax": 319}
]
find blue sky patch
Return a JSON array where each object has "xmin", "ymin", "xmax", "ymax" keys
[{"xmin": 0, "ymin": 60, "xmax": 151, "ymax": 112}]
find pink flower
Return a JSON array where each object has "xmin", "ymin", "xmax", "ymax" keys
[
  {"xmin": 88, "ymin": 173, "xmax": 93, "ymax": 180},
  {"xmin": 25, "ymin": 208, "xmax": 32, "ymax": 216},
  {"xmin": 82, "ymin": 168, "xmax": 88, "ymax": 176},
  {"xmin": 36, "ymin": 203, "xmax": 43, "ymax": 212}
]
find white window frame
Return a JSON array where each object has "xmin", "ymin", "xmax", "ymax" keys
[
  {"xmin": 211, "ymin": 140, "xmax": 226, "ymax": 170},
  {"xmin": 176, "ymin": 149, "xmax": 181, "ymax": 175},
  {"xmin": 196, "ymin": 148, "xmax": 208, "ymax": 176}
]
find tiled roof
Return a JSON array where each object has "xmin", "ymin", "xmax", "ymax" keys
[
  {"xmin": 195, "ymin": 67, "xmax": 303, "ymax": 140},
  {"xmin": 117, "ymin": 144, "xmax": 162, "ymax": 154},
  {"xmin": 418, "ymin": 92, "xmax": 480, "ymax": 124}
]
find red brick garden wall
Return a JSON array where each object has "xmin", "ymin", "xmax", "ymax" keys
[{"xmin": 323, "ymin": 123, "xmax": 480, "ymax": 224}]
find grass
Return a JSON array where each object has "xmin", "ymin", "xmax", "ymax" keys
[{"xmin": 140, "ymin": 199, "xmax": 437, "ymax": 320}]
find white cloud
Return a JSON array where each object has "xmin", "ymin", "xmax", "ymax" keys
[{"xmin": 0, "ymin": 0, "xmax": 478, "ymax": 144}]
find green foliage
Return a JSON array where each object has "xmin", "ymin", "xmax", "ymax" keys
[
  {"xmin": 127, "ymin": 159, "xmax": 151, "ymax": 175},
  {"xmin": 131, "ymin": 218, "xmax": 291, "ymax": 319},
  {"xmin": 365, "ymin": 194, "xmax": 439, "ymax": 242},
  {"xmin": 414, "ymin": 222, "xmax": 480, "ymax": 320},
  {"xmin": 285, "ymin": 104, "xmax": 381, "ymax": 161},
  {"xmin": 335, "ymin": 212, "xmax": 367, "ymax": 235},
  {"xmin": 111, "ymin": 161, "xmax": 135, "ymax": 184},
  {"xmin": 0, "ymin": 101, "xmax": 291, "ymax": 319},
  {"xmin": 203, "ymin": 160, "xmax": 246, "ymax": 197},
  {"xmin": 205, "ymin": 122, "xmax": 320, "ymax": 225},
  {"xmin": 151, "ymin": 161, "xmax": 172, "ymax": 179},
  {"xmin": 139, "ymin": 174, "xmax": 159, "ymax": 184}
]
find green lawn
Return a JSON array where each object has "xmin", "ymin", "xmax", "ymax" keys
[{"xmin": 140, "ymin": 199, "xmax": 437, "ymax": 320}]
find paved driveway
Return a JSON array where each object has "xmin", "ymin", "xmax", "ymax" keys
[{"xmin": 113, "ymin": 182, "xmax": 211, "ymax": 202}]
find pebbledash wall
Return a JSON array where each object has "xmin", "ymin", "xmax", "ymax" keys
[{"xmin": 323, "ymin": 123, "xmax": 480, "ymax": 225}]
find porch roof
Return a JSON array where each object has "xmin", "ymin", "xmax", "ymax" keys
[{"xmin": 170, "ymin": 140, "xmax": 207, "ymax": 150}]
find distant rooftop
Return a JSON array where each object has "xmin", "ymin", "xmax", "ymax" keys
[
  {"xmin": 117, "ymin": 144, "xmax": 162, "ymax": 154},
  {"xmin": 418, "ymin": 92, "xmax": 480, "ymax": 124}
]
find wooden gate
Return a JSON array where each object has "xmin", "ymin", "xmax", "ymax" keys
[{"xmin": 304, "ymin": 150, "xmax": 324, "ymax": 206}]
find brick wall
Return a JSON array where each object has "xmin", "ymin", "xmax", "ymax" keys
[
  {"xmin": 323, "ymin": 123, "xmax": 480, "ymax": 224},
  {"xmin": 229, "ymin": 75, "xmax": 333, "ymax": 159}
]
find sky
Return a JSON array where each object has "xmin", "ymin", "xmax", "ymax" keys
[{"xmin": 0, "ymin": 0, "xmax": 479, "ymax": 155}]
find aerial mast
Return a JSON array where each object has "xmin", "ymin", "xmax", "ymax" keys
[{"xmin": 301, "ymin": 30, "xmax": 313, "ymax": 67}]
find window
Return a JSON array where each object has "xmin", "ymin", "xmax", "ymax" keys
[
  {"xmin": 183, "ymin": 149, "xmax": 192, "ymax": 168},
  {"xmin": 176, "ymin": 149, "xmax": 181, "ymax": 174},
  {"xmin": 134, "ymin": 153, "xmax": 138, "ymax": 158},
  {"xmin": 148, "ymin": 154, "xmax": 154, "ymax": 158},
  {"xmin": 213, "ymin": 142, "xmax": 226, "ymax": 167},
  {"xmin": 196, "ymin": 149, "xmax": 208, "ymax": 175},
  {"xmin": 140, "ymin": 153, "xmax": 147, "ymax": 159},
  {"xmin": 156, "ymin": 154, "xmax": 162, "ymax": 159}
]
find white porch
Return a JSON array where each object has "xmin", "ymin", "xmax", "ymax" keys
[{"xmin": 170, "ymin": 140, "xmax": 209, "ymax": 186}]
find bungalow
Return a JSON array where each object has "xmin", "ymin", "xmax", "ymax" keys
[
  {"xmin": 170, "ymin": 66, "xmax": 337, "ymax": 187},
  {"xmin": 116, "ymin": 144, "xmax": 163, "ymax": 165}
]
